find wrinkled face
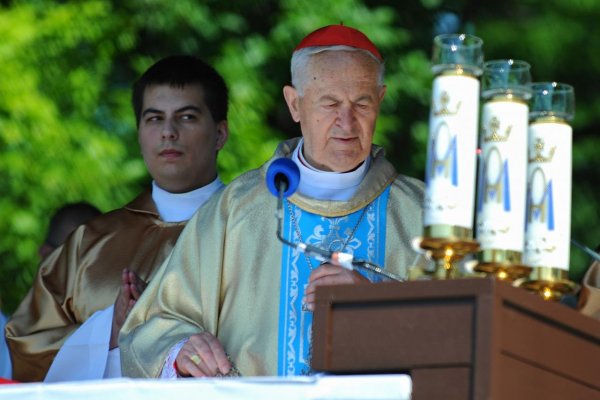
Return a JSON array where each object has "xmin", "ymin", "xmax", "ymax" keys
[
  {"xmin": 138, "ymin": 84, "xmax": 228, "ymax": 193},
  {"xmin": 284, "ymin": 51, "xmax": 386, "ymax": 172}
]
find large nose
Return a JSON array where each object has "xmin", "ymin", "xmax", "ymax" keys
[
  {"xmin": 336, "ymin": 104, "xmax": 356, "ymax": 133},
  {"xmin": 161, "ymin": 118, "xmax": 179, "ymax": 140}
]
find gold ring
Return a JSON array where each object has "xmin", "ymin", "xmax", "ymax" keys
[{"xmin": 190, "ymin": 354, "xmax": 202, "ymax": 365}]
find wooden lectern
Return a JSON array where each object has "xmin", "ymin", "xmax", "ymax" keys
[{"xmin": 312, "ymin": 278, "xmax": 600, "ymax": 399}]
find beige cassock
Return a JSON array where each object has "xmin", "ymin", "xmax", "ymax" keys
[
  {"xmin": 5, "ymin": 192, "xmax": 186, "ymax": 382},
  {"xmin": 579, "ymin": 261, "xmax": 600, "ymax": 320},
  {"xmin": 120, "ymin": 138, "xmax": 425, "ymax": 378}
]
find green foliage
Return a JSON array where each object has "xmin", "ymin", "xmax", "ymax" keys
[
  {"xmin": 0, "ymin": 0, "xmax": 598, "ymax": 313},
  {"xmin": 0, "ymin": 2, "xmax": 147, "ymax": 312}
]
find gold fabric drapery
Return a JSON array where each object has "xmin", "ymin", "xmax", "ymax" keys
[{"xmin": 6, "ymin": 191, "xmax": 186, "ymax": 381}]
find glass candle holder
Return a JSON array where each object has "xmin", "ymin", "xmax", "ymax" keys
[
  {"xmin": 419, "ymin": 34, "xmax": 483, "ymax": 279},
  {"xmin": 475, "ymin": 60, "xmax": 532, "ymax": 281},
  {"xmin": 518, "ymin": 82, "xmax": 577, "ymax": 300},
  {"xmin": 431, "ymin": 33, "xmax": 484, "ymax": 77}
]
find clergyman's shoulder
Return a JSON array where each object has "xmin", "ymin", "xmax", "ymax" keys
[{"xmin": 392, "ymin": 174, "xmax": 425, "ymax": 197}]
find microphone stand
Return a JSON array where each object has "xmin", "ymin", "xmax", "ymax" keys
[
  {"xmin": 571, "ymin": 238, "xmax": 600, "ymax": 262},
  {"xmin": 275, "ymin": 185, "xmax": 404, "ymax": 283}
]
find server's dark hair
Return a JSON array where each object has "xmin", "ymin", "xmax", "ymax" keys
[{"xmin": 132, "ymin": 55, "xmax": 228, "ymax": 126}]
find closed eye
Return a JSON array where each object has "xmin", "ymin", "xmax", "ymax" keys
[{"xmin": 321, "ymin": 100, "xmax": 340, "ymax": 109}]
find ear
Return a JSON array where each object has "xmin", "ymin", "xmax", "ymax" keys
[
  {"xmin": 283, "ymin": 85, "xmax": 301, "ymax": 123},
  {"xmin": 215, "ymin": 120, "xmax": 229, "ymax": 151},
  {"xmin": 378, "ymin": 85, "xmax": 387, "ymax": 103}
]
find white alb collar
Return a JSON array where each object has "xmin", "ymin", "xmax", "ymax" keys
[
  {"xmin": 292, "ymin": 138, "xmax": 370, "ymax": 201},
  {"xmin": 152, "ymin": 177, "xmax": 224, "ymax": 222}
]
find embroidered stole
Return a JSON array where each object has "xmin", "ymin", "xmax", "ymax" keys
[{"xmin": 277, "ymin": 187, "xmax": 390, "ymax": 376}]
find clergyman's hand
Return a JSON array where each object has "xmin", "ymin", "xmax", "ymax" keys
[
  {"xmin": 303, "ymin": 263, "xmax": 369, "ymax": 312},
  {"xmin": 175, "ymin": 333, "xmax": 232, "ymax": 377},
  {"xmin": 110, "ymin": 268, "xmax": 148, "ymax": 349}
]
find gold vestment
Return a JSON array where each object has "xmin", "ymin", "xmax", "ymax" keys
[
  {"xmin": 5, "ymin": 191, "xmax": 186, "ymax": 381},
  {"xmin": 120, "ymin": 138, "xmax": 425, "ymax": 378}
]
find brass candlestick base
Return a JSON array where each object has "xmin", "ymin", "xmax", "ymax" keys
[
  {"xmin": 418, "ymin": 237, "xmax": 480, "ymax": 279},
  {"xmin": 474, "ymin": 262, "xmax": 532, "ymax": 282},
  {"xmin": 474, "ymin": 250, "xmax": 531, "ymax": 282},
  {"xmin": 514, "ymin": 266, "xmax": 580, "ymax": 301}
]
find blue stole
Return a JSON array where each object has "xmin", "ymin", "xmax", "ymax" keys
[{"xmin": 277, "ymin": 187, "xmax": 391, "ymax": 376}]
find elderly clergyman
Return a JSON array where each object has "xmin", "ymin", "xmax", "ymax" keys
[{"xmin": 120, "ymin": 24, "xmax": 424, "ymax": 378}]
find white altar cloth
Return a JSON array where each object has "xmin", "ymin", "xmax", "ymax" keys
[{"xmin": 0, "ymin": 374, "xmax": 411, "ymax": 400}]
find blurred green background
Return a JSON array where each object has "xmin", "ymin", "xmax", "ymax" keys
[{"xmin": 1, "ymin": 0, "xmax": 598, "ymax": 313}]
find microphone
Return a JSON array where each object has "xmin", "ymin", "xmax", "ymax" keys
[
  {"xmin": 265, "ymin": 158, "xmax": 403, "ymax": 282},
  {"xmin": 266, "ymin": 158, "xmax": 335, "ymax": 264},
  {"xmin": 266, "ymin": 158, "xmax": 301, "ymax": 198}
]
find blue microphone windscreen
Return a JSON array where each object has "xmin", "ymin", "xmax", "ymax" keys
[{"xmin": 266, "ymin": 158, "xmax": 300, "ymax": 198}]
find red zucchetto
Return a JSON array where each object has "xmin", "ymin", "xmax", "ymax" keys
[{"xmin": 293, "ymin": 24, "xmax": 382, "ymax": 61}]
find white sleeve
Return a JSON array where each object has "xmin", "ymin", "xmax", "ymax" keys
[
  {"xmin": 103, "ymin": 348, "xmax": 122, "ymax": 379},
  {"xmin": 44, "ymin": 305, "xmax": 115, "ymax": 382},
  {"xmin": 159, "ymin": 339, "xmax": 188, "ymax": 379}
]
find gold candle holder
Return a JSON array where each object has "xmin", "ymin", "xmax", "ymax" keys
[
  {"xmin": 517, "ymin": 82, "xmax": 578, "ymax": 300},
  {"xmin": 419, "ymin": 227, "xmax": 480, "ymax": 279},
  {"xmin": 515, "ymin": 267, "xmax": 579, "ymax": 301},
  {"xmin": 419, "ymin": 34, "xmax": 483, "ymax": 279},
  {"xmin": 475, "ymin": 249, "xmax": 531, "ymax": 282},
  {"xmin": 474, "ymin": 59, "xmax": 532, "ymax": 282}
]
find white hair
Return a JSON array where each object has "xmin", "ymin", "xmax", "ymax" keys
[{"xmin": 290, "ymin": 45, "xmax": 385, "ymax": 96}]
